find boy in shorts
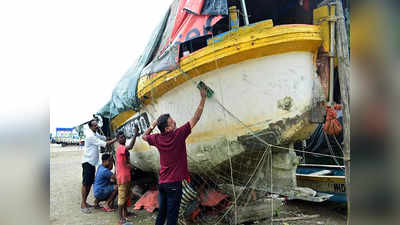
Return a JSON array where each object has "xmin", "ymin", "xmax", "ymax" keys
[{"xmin": 116, "ymin": 126, "xmax": 138, "ymax": 224}]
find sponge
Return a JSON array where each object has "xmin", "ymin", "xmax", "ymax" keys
[{"xmin": 196, "ymin": 81, "xmax": 214, "ymax": 98}]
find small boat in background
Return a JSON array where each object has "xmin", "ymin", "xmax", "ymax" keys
[{"xmin": 296, "ymin": 164, "xmax": 346, "ymax": 202}]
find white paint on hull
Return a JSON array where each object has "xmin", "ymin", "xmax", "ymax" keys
[{"xmin": 130, "ymin": 51, "xmax": 315, "ymax": 172}]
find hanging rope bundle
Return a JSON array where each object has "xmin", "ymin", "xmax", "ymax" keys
[
  {"xmin": 323, "ymin": 105, "xmax": 342, "ymax": 135},
  {"xmin": 333, "ymin": 103, "xmax": 342, "ymax": 111}
]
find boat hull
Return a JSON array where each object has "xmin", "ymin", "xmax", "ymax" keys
[
  {"xmin": 296, "ymin": 164, "xmax": 347, "ymax": 202},
  {"xmin": 125, "ymin": 51, "xmax": 320, "ymax": 192}
]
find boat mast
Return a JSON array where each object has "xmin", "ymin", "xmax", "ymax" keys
[
  {"xmin": 239, "ymin": 0, "xmax": 249, "ymax": 25},
  {"xmin": 329, "ymin": 2, "xmax": 336, "ymax": 105}
]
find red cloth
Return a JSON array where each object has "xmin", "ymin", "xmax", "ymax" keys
[
  {"xmin": 116, "ymin": 144, "xmax": 131, "ymax": 184},
  {"xmin": 184, "ymin": 0, "xmax": 205, "ymax": 15},
  {"xmin": 164, "ymin": 0, "xmax": 222, "ymax": 53},
  {"xmin": 200, "ymin": 189, "xmax": 228, "ymax": 207},
  {"xmin": 134, "ymin": 191, "xmax": 159, "ymax": 213},
  {"xmin": 303, "ymin": 0, "xmax": 310, "ymax": 11},
  {"xmin": 147, "ymin": 122, "xmax": 191, "ymax": 184},
  {"xmin": 191, "ymin": 208, "xmax": 201, "ymax": 221}
]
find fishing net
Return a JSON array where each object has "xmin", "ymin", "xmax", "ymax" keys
[{"xmin": 133, "ymin": 53, "xmax": 315, "ymax": 225}]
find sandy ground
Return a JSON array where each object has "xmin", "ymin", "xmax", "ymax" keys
[
  {"xmin": 50, "ymin": 145, "xmax": 156, "ymax": 225},
  {"xmin": 50, "ymin": 144, "xmax": 346, "ymax": 225}
]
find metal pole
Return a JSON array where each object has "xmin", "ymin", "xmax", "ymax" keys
[
  {"xmin": 329, "ymin": 3, "xmax": 335, "ymax": 105},
  {"xmin": 240, "ymin": 0, "xmax": 249, "ymax": 25}
]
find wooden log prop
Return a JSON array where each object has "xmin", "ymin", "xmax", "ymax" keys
[{"xmin": 226, "ymin": 198, "xmax": 283, "ymax": 224}]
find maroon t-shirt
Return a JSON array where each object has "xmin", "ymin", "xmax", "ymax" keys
[{"xmin": 147, "ymin": 122, "xmax": 191, "ymax": 184}]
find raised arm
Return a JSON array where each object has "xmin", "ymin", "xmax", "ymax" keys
[
  {"xmin": 142, "ymin": 119, "xmax": 158, "ymax": 142},
  {"xmin": 105, "ymin": 137, "xmax": 117, "ymax": 146},
  {"xmin": 94, "ymin": 136, "xmax": 117, "ymax": 150},
  {"xmin": 189, "ymin": 87, "xmax": 207, "ymax": 129},
  {"xmin": 126, "ymin": 125, "xmax": 139, "ymax": 151}
]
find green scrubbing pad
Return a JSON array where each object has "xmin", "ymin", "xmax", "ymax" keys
[{"xmin": 197, "ymin": 81, "xmax": 214, "ymax": 98}]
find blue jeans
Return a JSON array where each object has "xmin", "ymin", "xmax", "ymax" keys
[{"xmin": 155, "ymin": 181, "xmax": 183, "ymax": 225}]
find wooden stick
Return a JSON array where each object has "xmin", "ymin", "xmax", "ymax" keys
[{"xmin": 272, "ymin": 214, "xmax": 320, "ymax": 222}]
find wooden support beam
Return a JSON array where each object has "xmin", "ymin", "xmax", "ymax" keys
[{"xmin": 227, "ymin": 198, "xmax": 283, "ymax": 224}]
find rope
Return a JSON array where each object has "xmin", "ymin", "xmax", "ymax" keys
[
  {"xmin": 176, "ymin": 40, "xmax": 344, "ymax": 224},
  {"xmin": 324, "ymin": 132, "xmax": 345, "ymax": 170},
  {"xmin": 333, "ymin": 134, "xmax": 344, "ymax": 154},
  {"xmin": 213, "ymin": 146, "xmax": 271, "ymax": 225},
  {"xmin": 211, "ymin": 97, "xmax": 345, "ymax": 159},
  {"xmin": 270, "ymin": 150, "xmax": 273, "ymax": 225},
  {"xmin": 217, "ymin": 65, "xmax": 238, "ymax": 224},
  {"xmin": 149, "ymin": 24, "xmax": 345, "ymax": 224},
  {"xmin": 176, "ymin": 29, "xmax": 343, "ymax": 159}
]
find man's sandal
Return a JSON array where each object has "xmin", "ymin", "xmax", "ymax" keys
[
  {"xmin": 118, "ymin": 218, "xmax": 128, "ymax": 225},
  {"xmin": 102, "ymin": 207, "xmax": 115, "ymax": 212},
  {"xmin": 80, "ymin": 208, "xmax": 91, "ymax": 214}
]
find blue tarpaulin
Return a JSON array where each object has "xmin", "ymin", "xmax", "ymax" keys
[
  {"xmin": 98, "ymin": 9, "xmax": 171, "ymax": 119},
  {"xmin": 98, "ymin": 0, "xmax": 228, "ymax": 119}
]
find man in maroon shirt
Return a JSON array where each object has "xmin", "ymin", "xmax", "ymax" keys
[{"xmin": 142, "ymin": 87, "xmax": 206, "ymax": 225}]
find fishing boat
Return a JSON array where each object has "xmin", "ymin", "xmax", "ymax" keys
[
  {"xmin": 98, "ymin": 0, "xmax": 349, "ymax": 196},
  {"xmin": 294, "ymin": 108, "xmax": 346, "ymax": 202},
  {"xmin": 296, "ymin": 164, "xmax": 346, "ymax": 202}
]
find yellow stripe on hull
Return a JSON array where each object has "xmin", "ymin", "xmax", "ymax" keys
[
  {"xmin": 111, "ymin": 110, "xmax": 136, "ymax": 131},
  {"xmin": 112, "ymin": 22, "xmax": 322, "ymax": 130}
]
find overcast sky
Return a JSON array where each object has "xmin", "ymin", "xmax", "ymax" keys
[
  {"xmin": 39, "ymin": 0, "xmax": 172, "ymax": 133},
  {"xmin": 0, "ymin": 1, "xmax": 173, "ymax": 137}
]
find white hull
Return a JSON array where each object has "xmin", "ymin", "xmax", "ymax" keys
[{"xmin": 128, "ymin": 51, "xmax": 319, "ymax": 192}]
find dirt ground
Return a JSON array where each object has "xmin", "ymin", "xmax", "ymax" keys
[
  {"xmin": 50, "ymin": 145, "xmax": 156, "ymax": 225},
  {"xmin": 50, "ymin": 144, "xmax": 346, "ymax": 225}
]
